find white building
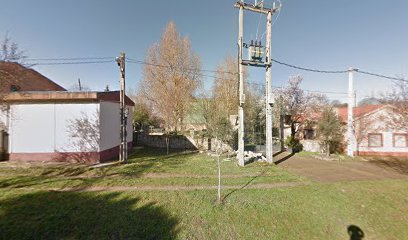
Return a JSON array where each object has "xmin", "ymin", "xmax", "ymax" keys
[
  {"xmin": 337, "ymin": 105, "xmax": 408, "ymax": 157},
  {"xmin": 2, "ymin": 91, "xmax": 134, "ymax": 163}
]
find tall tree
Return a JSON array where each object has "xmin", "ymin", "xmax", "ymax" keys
[
  {"xmin": 213, "ymin": 55, "xmax": 239, "ymax": 119},
  {"xmin": 317, "ymin": 107, "xmax": 344, "ymax": 156},
  {"xmin": 140, "ymin": 22, "xmax": 201, "ymax": 133}
]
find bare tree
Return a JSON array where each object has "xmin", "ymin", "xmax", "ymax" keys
[
  {"xmin": 382, "ymin": 80, "xmax": 408, "ymax": 130},
  {"xmin": 0, "ymin": 35, "xmax": 29, "ymax": 117},
  {"xmin": 212, "ymin": 55, "xmax": 250, "ymax": 119},
  {"xmin": 274, "ymin": 75, "xmax": 328, "ymax": 139},
  {"xmin": 140, "ymin": 22, "xmax": 201, "ymax": 133},
  {"xmin": 213, "ymin": 55, "xmax": 239, "ymax": 119},
  {"xmin": 0, "ymin": 34, "xmax": 27, "ymax": 64}
]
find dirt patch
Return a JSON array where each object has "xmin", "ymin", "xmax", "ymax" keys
[{"xmin": 275, "ymin": 152, "xmax": 408, "ymax": 183}]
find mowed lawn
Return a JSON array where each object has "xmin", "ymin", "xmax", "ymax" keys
[{"xmin": 0, "ymin": 148, "xmax": 408, "ymax": 239}]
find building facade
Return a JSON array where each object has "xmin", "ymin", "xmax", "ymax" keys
[{"xmin": 3, "ymin": 91, "xmax": 134, "ymax": 163}]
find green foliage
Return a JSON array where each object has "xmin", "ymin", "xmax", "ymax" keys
[
  {"xmin": 244, "ymin": 85, "xmax": 265, "ymax": 145},
  {"xmin": 284, "ymin": 136, "xmax": 303, "ymax": 152},
  {"xmin": 317, "ymin": 108, "xmax": 344, "ymax": 155},
  {"xmin": 133, "ymin": 102, "xmax": 161, "ymax": 131},
  {"xmin": 209, "ymin": 117, "xmax": 235, "ymax": 145}
]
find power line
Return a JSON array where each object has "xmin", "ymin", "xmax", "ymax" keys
[
  {"xmin": 272, "ymin": 58, "xmax": 408, "ymax": 83},
  {"xmin": 32, "ymin": 60, "xmax": 114, "ymax": 66},
  {"xmin": 124, "ymin": 57, "xmax": 350, "ymax": 95},
  {"xmin": 25, "ymin": 55, "xmax": 408, "ymax": 83},
  {"xmin": 26, "ymin": 57, "xmax": 115, "ymax": 61},
  {"xmin": 271, "ymin": 59, "xmax": 349, "ymax": 74},
  {"xmin": 357, "ymin": 70, "xmax": 408, "ymax": 83},
  {"xmin": 127, "ymin": 58, "xmax": 236, "ymax": 75}
]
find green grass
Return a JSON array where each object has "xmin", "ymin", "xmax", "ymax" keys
[
  {"xmin": 0, "ymin": 148, "xmax": 301, "ymax": 190},
  {"xmin": 0, "ymin": 147, "xmax": 408, "ymax": 239},
  {"xmin": 1, "ymin": 181, "xmax": 408, "ymax": 239}
]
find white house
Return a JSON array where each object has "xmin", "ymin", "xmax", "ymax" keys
[
  {"xmin": 337, "ymin": 105, "xmax": 408, "ymax": 157},
  {"xmin": 2, "ymin": 91, "xmax": 134, "ymax": 163}
]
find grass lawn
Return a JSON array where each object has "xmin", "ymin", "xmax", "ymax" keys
[{"xmin": 1, "ymin": 147, "xmax": 408, "ymax": 239}]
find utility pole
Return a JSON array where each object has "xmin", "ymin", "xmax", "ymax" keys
[
  {"xmin": 116, "ymin": 52, "xmax": 127, "ymax": 163},
  {"xmin": 234, "ymin": 1, "xmax": 280, "ymax": 165},
  {"xmin": 265, "ymin": 9, "xmax": 273, "ymax": 163},
  {"xmin": 347, "ymin": 67, "xmax": 356, "ymax": 157},
  {"xmin": 237, "ymin": 1, "xmax": 245, "ymax": 166}
]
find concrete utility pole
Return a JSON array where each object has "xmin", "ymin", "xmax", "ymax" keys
[
  {"xmin": 116, "ymin": 52, "xmax": 127, "ymax": 163},
  {"xmin": 347, "ymin": 67, "xmax": 356, "ymax": 157},
  {"xmin": 265, "ymin": 10, "xmax": 273, "ymax": 163},
  {"xmin": 237, "ymin": 2, "xmax": 245, "ymax": 166},
  {"xmin": 234, "ymin": 1, "xmax": 280, "ymax": 165}
]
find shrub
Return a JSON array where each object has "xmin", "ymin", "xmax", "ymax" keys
[{"xmin": 284, "ymin": 136, "xmax": 303, "ymax": 153}]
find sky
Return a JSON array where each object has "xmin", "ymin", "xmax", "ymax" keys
[{"xmin": 1, "ymin": 0, "xmax": 407, "ymax": 103}]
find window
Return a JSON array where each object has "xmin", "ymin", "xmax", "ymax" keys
[
  {"xmin": 303, "ymin": 129, "xmax": 315, "ymax": 140},
  {"xmin": 368, "ymin": 133, "xmax": 383, "ymax": 147},
  {"xmin": 10, "ymin": 85, "xmax": 20, "ymax": 92},
  {"xmin": 393, "ymin": 134, "xmax": 408, "ymax": 148}
]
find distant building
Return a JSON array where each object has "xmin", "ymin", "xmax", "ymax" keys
[{"xmin": 336, "ymin": 105, "xmax": 407, "ymax": 157}]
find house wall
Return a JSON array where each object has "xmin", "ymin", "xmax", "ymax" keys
[
  {"xmin": 99, "ymin": 101, "xmax": 133, "ymax": 160},
  {"xmin": 0, "ymin": 109, "xmax": 8, "ymax": 130},
  {"xmin": 8, "ymin": 103, "xmax": 100, "ymax": 162},
  {"xmin": 354, "ymin": 108, "xmax": 408, "ymax": 156}
]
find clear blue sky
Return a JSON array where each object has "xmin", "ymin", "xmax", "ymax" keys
[{"xmin": 1, "ymin": 0, "xmax": 407, "ymax": 102}]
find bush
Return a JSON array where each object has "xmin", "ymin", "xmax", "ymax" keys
[{"xmin": 284, "ymin": 136, "xmax": 303, "ymax": 153}]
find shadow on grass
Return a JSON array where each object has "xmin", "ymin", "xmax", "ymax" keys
[
  {"xmin": 0, "ymin": 191, "xmax": 179, "ymax": 239},
  {"xmin": 222, "ymin": 170, "xmax": 268, "ymax": 202},
  {"xmin": 273, "ymin": 150, "xmax": 285, "ymax": 157},
  {"xmin": 274, "ymin": 153, "xmax": 295, "ymax": 165},
  {"xmin": 0, "ymin": 147, "xmax": 196, "ymax": 189},
  {"xmin": 367, "ymin": 156, "xmax": 408, "ymax": 175}
]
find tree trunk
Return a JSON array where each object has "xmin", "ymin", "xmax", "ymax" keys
[
  {"xmin": 280, "ymin": 115, "xmax": 285, "ymax": 151},
  {"xmin": 217, "ymin": 153, "xmax": 221, "ymax": 203},
  {"xmin": 165, "ymin": 136, "xmax": 170, "ymax": 155},
  {"xmin": 356, "ymin": 143, "xmax": 360, "ymax": 156},
  {"xmin": 326, "ymin": 142, "xmax": 330, "ymax": 156},
  {"xmin": 291, "ymin": 122, "xmax": 296, "ymax": 139}
]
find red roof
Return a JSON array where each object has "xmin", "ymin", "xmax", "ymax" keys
[
  {"xmin": 0, "ymin": 61, "xmax": 66, "ymax": 92},
  {"xmin": 336, "ymin": 105, "xmax": 384, "ymax": 122}
]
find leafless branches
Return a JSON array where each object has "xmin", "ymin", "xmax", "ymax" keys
[{"xmin": 0, "ymin": 34, "xmax": 27, "ymax": 64}]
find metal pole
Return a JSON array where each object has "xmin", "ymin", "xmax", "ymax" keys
[
  {"xmin": 347, "ymin": 67, "xmax": 355, "ymax": 157},
  {"xmin": 265, "ymin": 10, "xmax": 273, "ymax": 163},
  {"xmin": 237, "ymin": 3, "xmax": 245, "ymax": 166}
]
